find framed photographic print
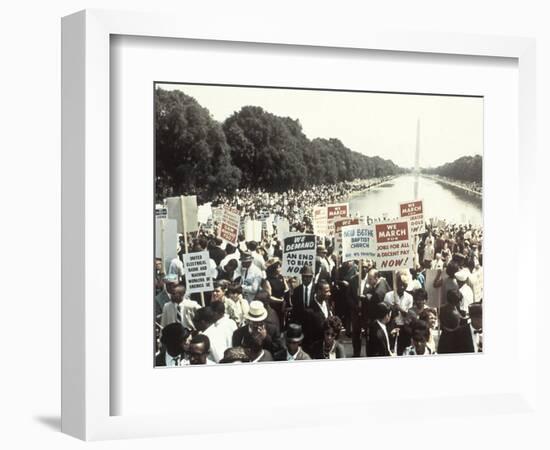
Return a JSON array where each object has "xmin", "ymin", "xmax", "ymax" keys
[{"xmin": 62, "ymin": 9, "xmax": 536, "ymax": 440}]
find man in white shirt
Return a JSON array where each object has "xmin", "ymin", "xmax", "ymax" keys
[
  {"xmin": 455, "ymin": 268, "xmax": 474, "ymax": 314},
  {"xmin": 239, "ymin": 252, "xmax": 262, "ymax": 303},
  {"xmin": 168, "ymin": 256, "xmax": 185, "ymax": 282},
  {"xmin": 210, "ymin": 300, "xmax": 237, "ymax": 350},
  {"xmin": 383, "ymin": 273, "xmax": 413, "ymax": 327},
  {"xmin": 248, "ymin": 241, "xmax": 267, "ymax": 277},
  {"xmin": 195, "ymin": 307, "xmax": 228, "ymax": 364},
  {"xmin": 383, "ymin": 271, "xmax": 413, "ymax": 355}
]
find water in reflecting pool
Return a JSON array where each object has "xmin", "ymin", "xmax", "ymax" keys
[{"xmin": 349, "ymin": 175, "xmax": 482, "ymax": 226}]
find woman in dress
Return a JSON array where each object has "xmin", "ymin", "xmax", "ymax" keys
[{"xmin": 310, "ymin": 316, "xmax": 346, "ymax": 359}]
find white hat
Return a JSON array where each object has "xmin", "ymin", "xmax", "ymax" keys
[
  {"xmin": 163, "ymin": 273, "xmax": 179, "ymax": 283},
  {"xmin": 244, "ymin": 300, "xmax": 268, "ymax": 322},
  {"xmin": 455, "ymin": 269, "xmax": 469, "ymax": 282}
]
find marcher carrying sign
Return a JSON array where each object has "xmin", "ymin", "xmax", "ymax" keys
[{"xmin": 281, "ymin": 233, "xmax": 316, "ymax": 276}]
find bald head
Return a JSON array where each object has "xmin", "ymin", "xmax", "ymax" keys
[{"xmin": 367, "ymin": 269, "xmax": 379, "ymax": 286}]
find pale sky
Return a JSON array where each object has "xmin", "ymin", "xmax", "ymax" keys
[{"xmin": 158, "ymin": 83, "xmax": 483, "ymax": 169}]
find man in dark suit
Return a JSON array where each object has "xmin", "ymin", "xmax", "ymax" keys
[
  {"xmin": 208, "ymin": 237, "xmax": 227, "ymax": 267},
  {"xmin": 447, "ymin": 302, "xmax": 483, "ymax": 354},
  {"xmin": 367, "ymin": 302, "xmax": 393, "ymax": 357},
  {"xmin": 274, "ymin": 323, "xmax": 311, "ymax": 361},
  {"xmin": 303, "ymin": 280, "xmax": 333, "ymax": 352},
  {"xmin": 347, "ymin": 260, "xmax": 370, "ymax": 357},
  {"xmin": 290, "ymin": 265, "xmax": 315, "ymax": 325},
  {"xmin": 155, "ymin": 322, "xmax": 190, "ymax": 367},
  {"xmin": 232, "ymin": 300, "xmax": 283, "ymax": 354}
]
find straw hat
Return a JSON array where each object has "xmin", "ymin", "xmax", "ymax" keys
[
  {"xmin": 265, "ymin": 257, "xmax": 281, "ymax": 269},
  {"xmin": 244, "ymin": 300, "xmax": 268, "ymax": 322}
]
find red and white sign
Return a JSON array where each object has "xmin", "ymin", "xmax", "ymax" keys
[
  {"xmin": 327, "ymin": 202, "xmax": 349, "ymax": 235},
  {"xmin": 313, "ymin": 205, "xmax": 328, "ymax": 237},
  {"xmin": 374, "ymin": 220, "xmax": 413, "ymax": 270},
  {"xmin": 217, "ymin": 207, "xmax": 240, "ymax": 245},
  {"xmin": 399, "ymin": 200, "xmax": 425, "ymax": 235}
]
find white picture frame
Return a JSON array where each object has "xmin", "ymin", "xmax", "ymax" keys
[{"xmin": 61, "ymin": 9, "xmax": 537, "ymax": 441}]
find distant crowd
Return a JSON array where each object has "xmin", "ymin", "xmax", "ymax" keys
[{"xmin": 212, "ymin": 177, "xmax": 393, "ymax": 233}]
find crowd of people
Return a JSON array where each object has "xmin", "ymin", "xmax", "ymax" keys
[
  {"xmin": 423, "ymin": 174, "xmax": 483, "ymax": 195},
  {"xmin": 154, "ymin": 210, "xmax": 484, "ymax": 366},
  {"xmin": 211, "ymin": 177, "xmax": 393, "ymax": 233}
]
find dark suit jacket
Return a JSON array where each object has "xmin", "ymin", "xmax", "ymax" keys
[
  {"xmin": 209, "ymin": 246, "xmax": 227, "ymax": 266},
  {"xmin": 441, "ymin": 324, "xmax": 477, "ymax": 354},
  {"xmin": 290, "ymin": 283, "xmax": 315, "ymax": 324},
  {"xmin": 303, "ymin": 300, "xmax": 332, "ymax": 348},
  {"xmin": 367, "ymin": 321, "xmax": 391, "ymax": 357},
  {"xmin": 347, "ymin": 276, "xmax": 390, "ymax": 321},
  {"xmin": 154, "ymin": 349, "xmax": 185, "ymax": 367},
  {"xmin": 232, "ymin": 324, "xmax": 283, "ymax": 354},
  {"xmin": 309, "ymin": 340, "xmax": 346, "ymax": 359}
]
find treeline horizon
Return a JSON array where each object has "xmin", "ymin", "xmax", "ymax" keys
[
  {"xmin": 421, "ymin": 155, "xmax": 482, "ymax": 185},
  {"xmin": 155, "ymin": 88, "xmax": 405, "ymax": 203}
]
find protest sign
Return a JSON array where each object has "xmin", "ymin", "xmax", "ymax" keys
[
  {"xmin": 327, "ymin": 202, "xmax": 349, "ymax": 235},
  {"xmin": 166, "ymin": 195, "xmax": 199, "ymax": 233},
  {"xmin": 182, "ymin": 251, "xmax": 214, "ymax": 294},
  {"xmin": 334, "ymin": 217, "xmax": 362, "ymax": 257},
  {"xmin": 197, "ymin": 203, "xmax": 212, "ymax": 224},
  {"xmin": 312, "ymin": 205, "xmax": 328, "ymax": 237},
  {"xmin": 276, "ymin": 218, "xmax": 290, "ymax": 241},
  {"xmin": 281, "ymin": 233, "xmax": 316, "ymax": 276},
  {"xmin": 217, "ymin": 207, "xmax": 240, "ymax": 245},
  {"xmin": 399, "ymin": 200, "xmax": 425, "ymax": 235},
  {"xmin": 373, "ymin": 219, "xmax": 413, "ymax": 270},
  {"xmin": 155, "ymin": 218, "xmax": 178, "ymax": 272},
  {"xmin": 244, "ymin": 219, "xmax": 263, "ymax": 242},
  {"xmin": 341, "ymin": 224, "xmax": 376, "ymax": 262},
  {"xmin": 155, "ymin": 205, "xmax": 167, "ymax": 219},
  {"xmin": 471, "ymin": 268, "xmax": 484, "ymax": 302}
]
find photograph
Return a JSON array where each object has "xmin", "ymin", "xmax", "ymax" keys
[{"xmin": 153, "ymin": 82, "xmax": 484, "ymax": 367}]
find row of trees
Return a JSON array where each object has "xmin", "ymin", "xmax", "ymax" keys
[
  {"xmin": 155, "ymin": 88, "xmax": 404, "ymax": 201},
  {"xmin": 422, "ymin": 155, "xmax": 483, "ymax": 185}
]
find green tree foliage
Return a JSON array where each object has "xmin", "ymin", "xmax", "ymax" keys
[
  {"xmin": 422, "ymin": 155, "xmax": 482, "ymax": 184},
  {"xmin": 155, "ymin": 88, "xmax": 241, "ymax": 201},
  {"xmin": 156, "ymin": 87, "xmax": 403, "ymax": 200}
]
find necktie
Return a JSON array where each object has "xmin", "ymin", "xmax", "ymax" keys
[
  {"xmin": 171, "ymin": 356, "xmax": 180, "ymax": 366},
  {"xmin": 304, "ymin": 286, "xmax": 309, "ymax": 307},
  {"xmin": 176, "ymin": 305, "xmax": 182, "ymax": 323}
]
